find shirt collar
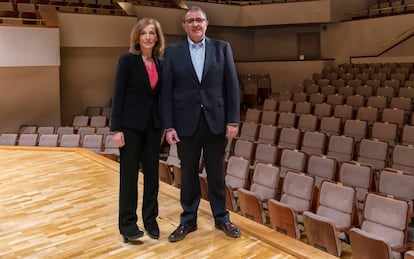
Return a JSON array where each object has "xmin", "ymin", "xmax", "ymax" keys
[{"xmin": 187, "ymin": 37, "xmax": 205, "ymax": 49}]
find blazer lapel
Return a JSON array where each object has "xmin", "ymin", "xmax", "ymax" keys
[
  {"xmin": 201, "ymin": 37, "xmax": 214, "ymax": 83},
  {"xmin": 179, "ymin": 41, "xmax": 200, "ymax": 84}
]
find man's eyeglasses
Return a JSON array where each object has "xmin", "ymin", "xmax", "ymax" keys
[{"xmin": 184, "ymin": 18, "xmax": 206, "ymax": 24}]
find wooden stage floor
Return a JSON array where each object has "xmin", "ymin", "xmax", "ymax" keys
[{"xmin": 0, "ymin": 146, "xmax": 337, "ymax": 258}]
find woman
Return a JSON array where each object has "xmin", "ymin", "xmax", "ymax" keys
[{"xmin": 110, "ymin": 18, "xmax": 165, "ymax": 243}]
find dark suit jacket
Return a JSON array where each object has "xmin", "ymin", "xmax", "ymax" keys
[
  {"xmin": 110, "ymin": 52, "xmax": 162, "ymax": 132},
  {"xmin": 161, "ymin": 38, "xmax": 240, "ymax": 136}
]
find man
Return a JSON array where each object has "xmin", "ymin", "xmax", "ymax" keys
[{"xmin": 161, "ymin": 6, "xmax": 241, "ymax": 242}]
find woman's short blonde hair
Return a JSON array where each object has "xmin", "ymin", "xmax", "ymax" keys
[{"xmin": 129, "ymin": 18, "xmax": 165, "ymax": 58}]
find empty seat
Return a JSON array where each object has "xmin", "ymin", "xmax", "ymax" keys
[
  {"xmin": 278, "ymin": 91, "xmax": 292, "ymax": 102},
  {"xmin": 18, "ymin": 125, "xmax": 37, "ymax": 134},
  {"xmin": 252, "ymin": 143, "xmax": 277, "ymax": 165},
  {"xmin": 277, "ymin": 127, "xmax": 301, "ymax": 150},
  {"xmin": 82, "ymin": 134, "xmax": 103, "ymax": 152},
  {"xmin": 279, "ymin": 149, "xmax": 307, "ymax": 178},
  {"xmin": 372, "ymin": 122, "xmax": 398, "ymax": 146},
  {"xmin": 349, "ymin": 193, "xmax": 411, "ymax": 259},
  {"xmin": 244, "ymin": 108, "xmax": 262, "ymax": 123},
  {"xmin": 376, "ymin": 86, "xmax": 395, "ymax": 101},
  {"xmin": 0, "ymin": 133, "xmax": 18, "ymax": 146},
  {"xmin": 333, "ymin": 104, "xmax": 353, "ymax": 122},
  {"xmin": 293, "ymin": 92, "xmax": 307, "ymax": 103},
  {"xmin": 306, "ymin": 155, "xmax": 338, "ymax": 190},
  {"xmin": 38, "ymin": 133, "xmax": 59, "ymax": 147},
  {"xmin": 56, "ymin": 126, "xmax": 75, "ymax": 138},
  {"xmin": 297, "ymin": 114, "xmax": 318, "ymax": 132},
  {"xmin": 399, "ymin": 87, "xmax": 414, "ymax": 99},
  {"xmin": 326, "ymin": 94, "xmax": 344, "ymax": 107},
  {"xmin": 346, "ymin": 94, "xmax": 365, "ymax": 111},
  {"xmin": 378, "ymin": 168, "xmax": 414, "ymax": 215},
  {"xmin": 294, "ymin": 101, "xmax": 311, "ymax": 116},
  {"xmin": 278, "ymin": 100, "xmax": 294, "ymax": 113},
  {"xmin": 256, "ymin": 124, "xmax": 277, "ymax": 145},
  {"xmin": 72, "ymin": 115, "xmax": 89, "ymax": 129},
  {"xmin": 356, "ymin": 85, "xmax": 373, "ymax": 98},
  {"xmin": 237, "ymin": 163, "xmax": 280, "ymax": 223},
  {"xmin": 337, "ymin": 86, "xmax": 354, "ymax": 98},
  {"xmin": 238, "ymin": 122, "xmax": 259, "ymax": 141},
  {"xmin": 268, "ymin": 171, "xmax": 315, "ymax": 239},
  {"xmin": 401, "ymin": 125, "xmax": 414, "ymax": 145},
  {"xmin": 357, "ymin": 138, "xmax": 388, "ymax": 170},
  {"xmin": 303, "ymin": 181, "xmax": 357, "ymax": 257},
  {"xmin": 260, "ymin": 110, "xmax": 277, "ymax": 125},
  {"xmin": 320, "ymin": 85, "xmax": 336, "ymax": 96},
  {"xmin": 17, "ymin": 133, "xmax": 38, "ymax": 146},
  {"xmin": 382, "ymin": 108, "xmax": 406, "ymax": 130},
  {"xmin": 367, "ymin": 95, "xmax": 388, "ymax": 111},
  {"xmin": 37, "ymin": 126, "xmax": 55, "ymax": 135},
  {"xmin": 356, "ymin": 106, "xmax": 378, "ymax": 126},
  {"xmin": 391, "ymin": 145, "xmax": 414, "ymax": 175},
  {"xmin": 89, "ymin": 115, "xmax": 107, "ymax": 128},
  {"xmin": 77, "ymin": 126, "xmax": 96, "ymax": 140},
  {"xmin": 305, "ymin": 83, "xmax": 319, "ymax": 96},
  {"xmin": 96, "ymin": 126, "xmax": 111, "ymax": 138},
  {"xmin": 277, "ymin": 112, "xmax": 296, "ymax": 129},
  {"xmin": 338, "ymin": 161, "xmax": 373, "ymax": 211},
  {"xmin": 319, "ymin": 117, "xmax": 341, "ymax": 136},
  {"xmin": 343, "ymin": 119, "xmax": 367, "ymax": 143},
  {"xmin": 308, "ymin": 93, "xmax": 325, "ymax": 106},
  {"xmin": 225, "ymin": 156, "xmax": 250, "ymax": 211},
  {"xmin": 59, "ymin": 134, "xmax": 81, "ymax": 147},
  {"xmin": 348, "ymin": 79, "xmax": 363, "ymax": 87},
  {"xmin": 263, "ymin": 98, "xmax": 277, "ymax": 111},
  {"xmin": 313, "ymin": 103, "xmax": 332, "ymax": 119},
  {"xmin": 300, "ymin": 131, "xmax": 326, "ymax": 156},
  {"xmin": 327, "ymin": 135, "xmax": 354, "ymax": 162},
  {"xmin": 85, "ymin": 106, "xmax": 101, "ymax": 116},
  {"xmin": 390, "ymin": 97, "xmax": 412, "ymax": 114}
]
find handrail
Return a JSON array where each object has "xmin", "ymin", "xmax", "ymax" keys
[{"xmin": 350, "ymin": 25, "xmax": 414, "ymax": 62}]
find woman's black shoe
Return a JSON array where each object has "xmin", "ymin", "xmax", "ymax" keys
[
  {"xmin": 145, "ymin": 222, "xmax": 160, "ymax": 239},
  {"xmin": 122, "ymin": 229, "xmax": 144, "ymax": 243}
]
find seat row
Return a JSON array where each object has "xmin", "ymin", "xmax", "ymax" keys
[
  {"xmin": 223, "ymin": 154, "xmax": 414, "ymax": 257},
  {"xmin": 0, "ymin": 132, "xmax": 119, "ymax": 156}
]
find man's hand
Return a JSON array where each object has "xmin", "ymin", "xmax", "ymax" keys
[
  {"xmin": 226, "ymin": 124, "xmax": 239, "ymax": 139},
  {"xmin": 112, "ymin": 132, "xmax": 125, "ymax": 148},
  {"xmin": 165, "ymin": 129, "xmax": 180, "ymax": 145}
]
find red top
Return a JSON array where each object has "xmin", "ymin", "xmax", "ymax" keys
[{"xmin": 144, "ymin": 61, "xmax": 158, "ymax": 89}]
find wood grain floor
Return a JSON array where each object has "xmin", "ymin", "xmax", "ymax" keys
[{"xmin": 0, "ymin": 146, "xmax": 337, "ymax": 258}]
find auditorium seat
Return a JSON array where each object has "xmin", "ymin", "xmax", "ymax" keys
[
  {"xmin": 56, "ymin": 126, "xmax": 75, "ymax": 138},
  {"xmin": 237, "ymin": 163, "xmax": 280, "ymax": 224},
  {"xmin": 225, "ymin": 156, "xmax": 250, "ymax": 211},
  {"xmin": 277, "ymin": 127, "xmax": 300, "ymax": 150},
  {"xmin": 377, "ymin": 86, "xmax": 395, "ymax": 101},
  {"xmin": 85, "ymin": 106, "xmax": 101, "ymax": 116},
  {"xmin": 37, "ymin": 126, "xmax": 55, "ymax": 135},
  {"xmin": 337, "ymin": 85, "xmax": 354, "ymax": 98},
  {"xmin": 82, "ymin": 134, "xmax": 103, "ymax": 152},
  {"xmin": 279, "ymin": 148, "xmax": 306, "ymax": 179},
  {"xmin": 357, "ymin": 138, "xmax": 389, "ymax": 170},
  {"xmin": 0, "ymin": 133, "xmax": 17, "ymax": 146},
  {"xmin": 313, "ymin": 103, "xmax": 332, "ymax": 119},
  {"xmin": 260, "ymin": 110, "xmax": 277, "ymax": 125},
  {"xmin": 371, "ymin": 122, "xmax": 398, "ymax": 146},
  {"xmin": 391, "ymin": 145, "xmax": 414, "ymax": 175},
  {"xmin": 238, "ymin": 122, "xmax": 259, "ymax": 141},
  {"xmin": 303, "ymin": 181, "xmax": 357, "ymax": 257},
  {"xmin": 256, "ymin": 124, "xmax": 277, "ymax": 145},
  {"xmin": 333, "ymin": 104, "xmax": 353, "ymax": 122},
  {"xmin": 268, "ymin": 171, "xmax": 314, "ymax": 239},
  {"xmin": 77, "ymin": 126, "xmax": 96, "ymax": 140},
  {"xmin": 89, "ymin": 115, "xmax": 107, "ymax": 128},
  {"xmin": 306, "ymin": 155, "xmax": 338, "ymax": 192},
  {"xmin": 327, "ymin": 135, "xmax": 354, "ymax": 162},
  {"xmin": 308, "ymin": 93, "xmax": 325, "ymax": 106},
  {"xmin": 349, "ymin": 193, "xmax": 411, "ymax": 259},
  {"xmin": 297, "ymin": 114, "xmax": 318, "ymax": 132},
  {"xmin": 405, "ymin": 251, "xmax": 414, "ymax": 259},
  {"xmin": 300, "ymin": 131, "xmax": 326, "ymax": 156},
  {"xmin": 59, "ymin": 134, "xmax": 81, "ymax": 147},
  {"xmin": 399, "ymin": 87, "xmax": 414, "ymax": 99},
  {"xmin": 326, "ymin": 94, "xmax": 344, "ymax": 107},
  {"xmin": 72, "ymin": 115, "xmax": 89, "ymax": 130},
  {"xmin": 278, "ymin": 100, "xmax": 294, "ymax": 113},
  {"xmin": 17, "ymin": 133, "xmax": 38, "ymax": 146},
  {"xmin": 96, "ymin": 126, "xmax": 111, "ymax": 138},
  {"xmin": 338, "ymin": 161, "xmax": 373, "ymax": 212},
  {"xmin": 294, "ymin": 101, "xmax": 311, "ymax": 116},
  {"xmin": 278, "ymin": 91, "xmax": 292, "ymax": 102},
  {"xmin": 233, "ymin": 139, "xmax": 254, "ymax": 162},
  {"xmin": 356, "ymin": 106, "xmax": 379, "ymax": 126},
  {"xmin": 343, "ymin": 119, "xmax": 367, "ymax": 143},
  {"xmin": 319, "ymin": 116, "xmax": 341, "ymax": 136},
  {"xmin": 367, "ymin": 95, "xmax": 388, "ymax": 113},
  {"xmin": 38, "ymin": 133, "xmax": 59, "ymax": 147},
  {"xmin": 262, "ymin": 98, "xmax": 277, "ymax": 111},
  {"xmin": 277, "ymin": 112, "xmax": 296, "ymax": 129},
  {"xmin": 305, "ymin": 83, "xmax": 319, "ymax": 96},
  {"xmin": 166, "ymin": 143, "xmax": 180, "ymax": 168},
  {"xmin": 382, "ymin": 108, "xmax": 405, "ymax": 130},
  {"xmin": 18, "ymin": 124, "xmax": 37, "ymax": 134},
  {"xmin": 253, "ymin": 143, "xmax": 278, "ymax": 166},
  {"xmin": 244, "ymin": 108, "xmax": 262, "ymax": 123},
  {"xmin": 320, "ymin": 85, "xmax": 335, "ymax": 96},
  {"xmin": 356, "ymin": 85, "xmax": 373, "ymax": 98},
  {"xmin": 401, "ymin": 125, "xmax": 414, "ymax": 145}
]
